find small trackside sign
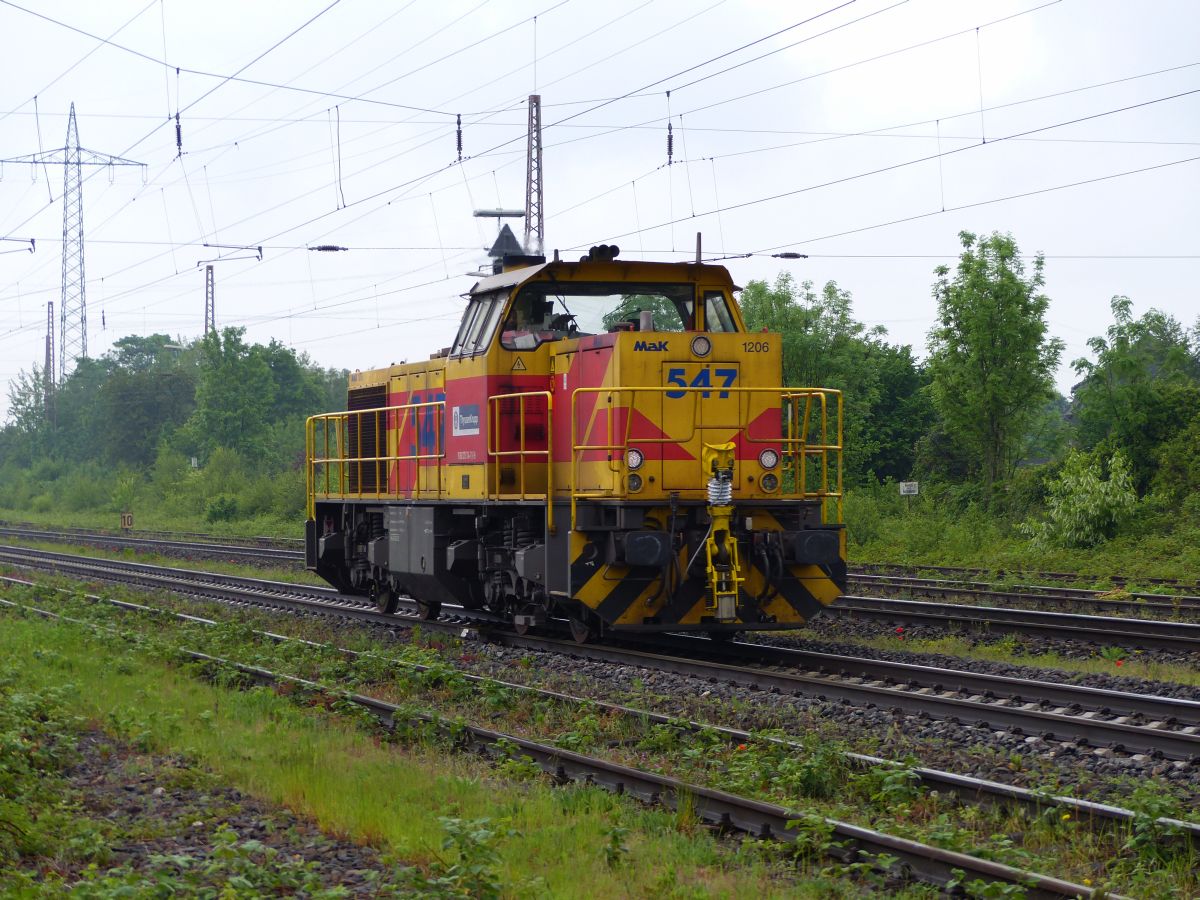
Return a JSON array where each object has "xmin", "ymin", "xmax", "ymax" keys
[
  {"xmin": 633, "ymin": 340, "xmax": 669, "ymax": 351},
  {"xmin": 452, "ymin": 404, "xmax": 481, "ymax": 436},
  {"xmin": 899, "ymin": 481, "xmax": 919, "ymax": 496}
]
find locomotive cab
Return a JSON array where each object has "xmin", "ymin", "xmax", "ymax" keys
[{"xmin": 306, "ymin": 248, "xmax": 845, "ymax": 640}]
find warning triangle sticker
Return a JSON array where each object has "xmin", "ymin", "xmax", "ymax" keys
[{"xmin": 511, "ymin": 357, "xmax": 526, "ymax": 371}]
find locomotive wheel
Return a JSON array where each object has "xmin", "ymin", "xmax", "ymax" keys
[
  {"xmin": 568, "ymin": 614, "xmax": 596, "ymax": 644},
  {"xmin": 415, "ymin": 599, "xmax": 441, "ymax": 621},
  {"xmin": 372, "ymin": 582, "xmax": 399, "ymax": 615}
]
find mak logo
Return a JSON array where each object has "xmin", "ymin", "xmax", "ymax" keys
[
  {"xmin": 633, "ymin": 340, "xmax": 669, "ymax": 352},
  {"xmin": 452, "ymin": 404, "xmax": 481, "ymax": 436}
]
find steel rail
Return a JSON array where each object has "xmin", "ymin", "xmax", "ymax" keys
[
  {"xmin": 7, "ymin": 547, "xmax": 1200, "ymax": 763},
  {"xmin": 0, "ymin": 526, "xmax": 303, "ymax": 563},
  {"xmin": 855, "ymin": 561, "xmax": 1200, "ymax": 595},
  {"xmin": 0, "ymin": 590, "xmax": 1119, "ymax": 899},
  {"xmin": 830, "ymin": 595, "xmax": 1200, "ymax": 654},
  {"xmin": 849, "ymin": 573, "xmax": 1200, "ymax": 616},
  {"xmin": 641, "ymin": 633, "xmax": 1200, "ymax": 725},
  {"xmin": 11, "ymin": 572, "xmax": 1196, "ymax": 850},
  {"xmin": 0, "ymin": 520, "xmax": 303, "ymax": 548}
]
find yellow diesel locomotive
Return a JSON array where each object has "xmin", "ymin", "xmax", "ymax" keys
[{"xmin": 305, "ymin": 246, "xmax": 845, "ymax": 641}]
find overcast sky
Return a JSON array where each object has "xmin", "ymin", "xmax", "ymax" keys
[{"xmin": 1, "ymin": 0, "xmax": 1197, "ymax": 418}]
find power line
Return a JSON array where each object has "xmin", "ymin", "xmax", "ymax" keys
[
  {"xmin": 753, "ymin": 154, "xmax": 1200, "ymax": 254},
  {"xmin": 0, "ymin": 0, "xmax": 452, "ymax": 117},
  {"xmin": 574, "ymin": 85, "xmax": 1200, "ymax": 247}
]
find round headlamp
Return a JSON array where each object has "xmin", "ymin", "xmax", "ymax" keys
[
  {"xmin": 627, "ymin": 473, "xmax": 644, "ymax": 492},
  {"xmin": 626, "ymin": 448, "xmax": 645, "ymax": 470},
  {"xmin": 760, "ymin": 472, "xmax": 780, "ymax": 492},
  {"xmin": 690, "ymin": 335, "xmax": 712, "ymax": 358},
  {"xmin": 758, "ymin": 448, "xmax": 780, "ymax": 469}
]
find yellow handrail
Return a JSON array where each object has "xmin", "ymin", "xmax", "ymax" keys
[
  {"xmin": 306, "ymin": 401, "xmax": 446, "ymax": 509},
  {"xmin": 569, "ymin": 385, "xmax": 843, "ymax": 529},
  {"xmin": 487, "ymin": 390, "xmax": 555, "ymax": 535}
]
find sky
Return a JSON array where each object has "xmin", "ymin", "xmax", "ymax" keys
[{"xmin": 0, "ymin": 0, "xmax": 1197, "ymax": 419}]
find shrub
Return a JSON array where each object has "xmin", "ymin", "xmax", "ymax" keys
[
  {"xmin": 1022, "ymin": 449, "xmax": 1136, "ymax": 549},
  {"xmin": 205, "ymin": 494, "xmax": 240, "ymax": 522}
]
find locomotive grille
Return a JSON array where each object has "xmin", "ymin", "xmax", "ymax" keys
[{"xmin": 346, "ymin": 385, "xmax": 387, "ymax": 493}]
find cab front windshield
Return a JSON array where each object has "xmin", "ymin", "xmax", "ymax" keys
[{"xmin": 500, "ymin": 283, "xmax": 730, "ymax": 351}]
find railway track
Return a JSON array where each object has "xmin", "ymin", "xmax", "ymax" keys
[
  {"xmin": 829, "ymin": 594, "xmax": 1200, "ymax": 654},
  {"xmin": 0, "ymin": 525, "xmax": 304, "ymax": 565},
  {"xmin": 8, "ymin": 524, "xmax": 1199, "ymax": 648},
  {"xmin": 5, "ymin": 543, "xmax": 1200, "ymax": 763},
  {"xmin": 2, "ymin": 588, "xmax": 1111, "ymax": 898},
  {"xmin": 857, "ymin": 561, "xmax": 1200, "ymax": 595},
  {"xmin": 850, "ymin": 572, "xmax": 1200, "ymax": 617}
]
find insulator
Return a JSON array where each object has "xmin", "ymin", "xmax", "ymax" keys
[
  {"xmin": 456, "ymin": 114, "xmax": 463, "ymax": 162},
  {"xmin": 175, "ymin": 113, "xmax": 182, "ymax": 155},
  {"xmin": 667, "ymin": 121, "xmax": 674, "ymax": 166},
  {"xmin": 707, "ymin": 475, "xmax": 732, "ymax": 506}
]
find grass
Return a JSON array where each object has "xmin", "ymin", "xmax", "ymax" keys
[
  {"xmin": 0, "ymin": 603, "xmax": 901, "ymax": 899},
  {"xmin": 0, "ymin": 504, "xmax": 299, "ymax": 542}
]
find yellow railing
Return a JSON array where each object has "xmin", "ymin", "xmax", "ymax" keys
[
  {"xmin": 306, "ymin": 401, "xmax": 446, "ymax": 518},
  {"xmin": 569, "ymin": 386, "xmax": 843, "ymax": 529},
  {"xmin": 487, "ymin": 390, "xmax": 555, "ymax": 534}
]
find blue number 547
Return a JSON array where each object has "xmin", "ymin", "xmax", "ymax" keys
[{"xmin": 666, "ymin": 367, "xmax": 736, "ymax": 399}]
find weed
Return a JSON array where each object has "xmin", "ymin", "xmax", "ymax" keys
[
  {"xmin": 401, "ymin": 816, "xmax": 513, "ymax": 900},
  {"xmin": 602, "ymin": 824, "xmax": 630, "ymax": 868},
  {"xmin": 786, "ymin": 812, "xmax": 837, "ymax": 865}
]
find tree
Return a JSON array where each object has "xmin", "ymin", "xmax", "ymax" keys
[
  {"xmin": 926, "ymin": 231, "xmax": 1064, "ymax": 491},
  {"xmin": 601, "ymin": 294, "xmax": 684, "ymax": 332},
  {"xmin": 1070, "ymin": 296, "xmax": 1200, "ymax": 491},
  {"xmin": 740, "ymin": 273, "xmax": 932, "ymax": 483},
  {"xmin": 185, "ymin": 327, "xmax": 276, "ymax": 461}
]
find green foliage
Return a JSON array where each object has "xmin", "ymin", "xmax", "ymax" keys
[
  {"xmin": 400, "ymin": 816, "xmax": 512, "ymax": 899},
  {"xmin": 1, "ymin": 328, "xmax": 335, "ymax": 531},
  {"xmin": 1151, "ymin": 408, "xmax": 1200, "ymax": 507},
  {"xmin": 72, "ymin": 824, "xmax": 354, "ymax": 898},
  {"xmin": 740, "ymin": 273, "xmax": 933, "ymax": 483},
  {"xmin": 1071, "ymin": 295, "xmax": 1200, "ymax": 491},
  {"xmin": 601, "ymin": 293, "xmax": 685, "ymax": 331},
  {"xmin": 1022, "ymin": 450, "xmax": 1136, "ymax": 549},
  {"xmin": 927, "ymin": 231, "xmax": 1064, "ymax": 490},
  {"xmin": 205, "ymin": 494, "xmax": 240, "ymax": 523},
  {"xmin": 0, "ymin": 671, "xmax": 84, "ymax": 863},
  {"xmin": 1119, "ymin": 784, "xmax": 1192, "ymax": 868},
  {"xmin": 602, "ymin": 824, "xmax": 630, "ymax": 869}
]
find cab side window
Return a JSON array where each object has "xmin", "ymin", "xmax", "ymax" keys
[
  {"xmin": 704, "ymin": 291, "xmax": 738, "ymax": 333},
  {"xmin": 451, "ymin": 293, "xmax": 504, "ymax": 357}
]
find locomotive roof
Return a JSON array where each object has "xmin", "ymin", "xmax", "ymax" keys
[{"xmin": 468, "ymin": 257, "xmax": 737, "ymax": 296}]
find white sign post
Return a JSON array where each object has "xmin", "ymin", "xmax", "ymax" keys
[{"xmin": 899, "ymin": 481, "xmax": 918, "ymax": 513}]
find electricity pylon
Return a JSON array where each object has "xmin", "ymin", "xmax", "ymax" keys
[
  {"xmin": 1, "ymin": 103, "xmax": 145, "ymax": 380},
  {"xmin": 523, "ymin": 95, "xmax": 544, "ymax": 255}
]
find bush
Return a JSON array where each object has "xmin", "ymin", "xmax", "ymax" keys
[
  {"xmin": 205, "ymin": 494, "xmax": 240, "ymax": 522},
  {"xmin": 1022, "ymin": 449, "xmax": 1136, "ymax": 549}
]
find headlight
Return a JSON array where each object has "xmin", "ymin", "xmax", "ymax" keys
[
  {"xmin": 626, "ymin": 448, "xmax": 645, "ymax": 470},
  {"xmin": 760, "ymin": 472, "xmax": 779, "ymax": 492},
  {"xmin": 758, "ymin": 448, "xmax": 780, "ymax": 469},
  {"xmin": 690, "ymin": 335, "xmax": 712, "ymax": 358},
  {"xmin": 627, "ymin": 473, "xmax": 643, "ymax": 492}
]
